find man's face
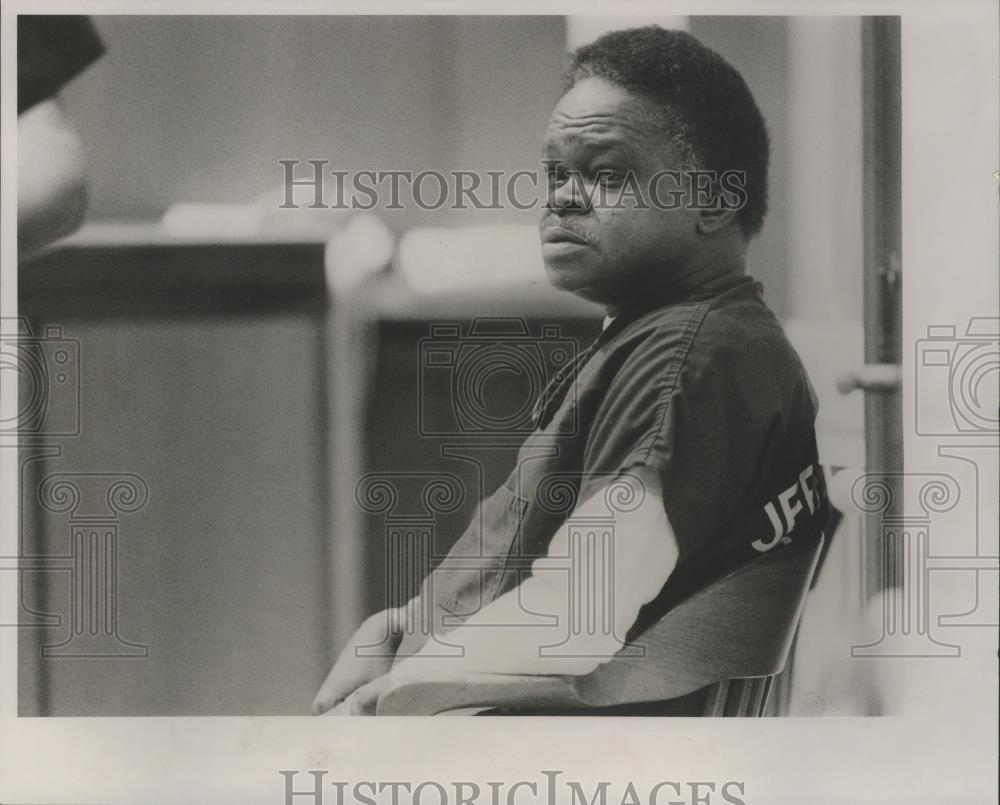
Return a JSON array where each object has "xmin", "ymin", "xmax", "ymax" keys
[{"xmin": 539, "ymin": 77, "xmax": 701, "ymax": 309}]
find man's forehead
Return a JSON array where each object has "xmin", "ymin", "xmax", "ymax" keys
[{"xmin": 544, "ymin": 77, "xmax": 665, "ymax": 147}]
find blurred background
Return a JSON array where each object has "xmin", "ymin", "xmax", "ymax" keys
[{"xmin": 16, "ymin": 15, "xmax": 908, "ymax": 716}]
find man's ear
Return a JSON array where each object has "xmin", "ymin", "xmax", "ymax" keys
[{"xmin": 696, "ymin": 204, "xmax": 739, "ymax": 235}]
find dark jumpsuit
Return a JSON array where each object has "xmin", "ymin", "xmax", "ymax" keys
[{"xmin": 395, "ymin": 273, "xmax": 829, "ymax": 714}]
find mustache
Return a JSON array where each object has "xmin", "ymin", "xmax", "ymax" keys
[{"xmin": 539, "ymin": 216, "xmax": 596, "ymax": 245}]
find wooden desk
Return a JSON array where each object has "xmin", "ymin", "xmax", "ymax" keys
[{"xmin": 19, "ymin": 232, "xmax": 332, "ymax": 716}]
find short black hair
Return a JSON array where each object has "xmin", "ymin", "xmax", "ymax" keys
[{"xmin": 565, "ymin": 26, "xmax": 770, "ymax": 238}]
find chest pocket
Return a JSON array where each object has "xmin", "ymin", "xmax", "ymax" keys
[{"xmin": 426, "ymin": 484, "xmax": 528, "ymax": 619}]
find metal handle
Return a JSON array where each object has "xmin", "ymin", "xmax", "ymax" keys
[{"xmin": 836, "ymin": 364, "xmax": 902, "ymax": 394}]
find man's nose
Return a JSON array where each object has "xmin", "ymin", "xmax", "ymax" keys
[{"xmin": 546, "ymin": 176, "xmax": 590, "ymax": 214}]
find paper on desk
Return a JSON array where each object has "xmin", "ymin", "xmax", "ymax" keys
[
  {"xmin": 160, "ymin": 203, "xmax": 267, "ymax": 239},
  {"xmin": 397, "ymin": 224, "xmax": 546, "ymax": 294},
  {"xmin": 160, "ymin": 184, "xmax": 356, "ymax": 240}
]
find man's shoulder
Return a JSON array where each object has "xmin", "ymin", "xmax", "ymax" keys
[
  {"xmin": 697, "ymin": 280, "xmax": 802, "ymax": 365},
  {"xmin": 598, "ymin": 277, "xmax": 814, "ymax": 411},
  {"xmin": 611, "ymin": 278, "xmax": 794, "ymax": 364}
]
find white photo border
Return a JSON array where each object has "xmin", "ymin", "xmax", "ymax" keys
[{"xmin": 1, "ymin": 1, "xmax": 997, "ymax": 804}]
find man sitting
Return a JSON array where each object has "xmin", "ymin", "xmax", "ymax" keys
[{"xmin": 313, "ymin": 26, "xmax": 829, "ymax": 716}]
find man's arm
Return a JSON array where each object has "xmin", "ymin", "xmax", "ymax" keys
[
  {"xmin": 18, "ymin": 97, "xmax": 89, "ymax": 257},
  {"xmin": 392, "ymin": 467, "xmax": 678, "ymax": 680}
]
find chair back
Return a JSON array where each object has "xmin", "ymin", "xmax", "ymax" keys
[
  {"xmin": 376, "ymin": 534, "xmax": 824, "ymax": 716},
  {"xmin": 571, "ymin": 534, "xmax": 825, "ymax": 714}
]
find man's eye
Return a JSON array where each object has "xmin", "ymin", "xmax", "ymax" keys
[
  {"xmin": 594, "ymin": 169, "xmax": 624, "ymax": 185},
  {"xmin": 545, "ymin": 167, "xmax": 568, "ymax": 188}
]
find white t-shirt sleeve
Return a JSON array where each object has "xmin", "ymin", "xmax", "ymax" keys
[{"xmin": 392, "ymin": 468, "xmax": 678, "ymax": 680}]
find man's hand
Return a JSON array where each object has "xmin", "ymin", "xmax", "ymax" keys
[
  {"xmin": 323, "ymin": 673, "xmax": 393, "ymax": 717},
  {"xmin": 311, "ymin": 606, "xmax": 407, "ymax": 715}
]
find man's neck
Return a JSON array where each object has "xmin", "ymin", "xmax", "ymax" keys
[
  {"xmin": 604, "ymin": 249, "xmax": 748, "ymax": 318},
  {"xmin": 674, "ymin": 249, "xmax": 747, "ymax": 288}
]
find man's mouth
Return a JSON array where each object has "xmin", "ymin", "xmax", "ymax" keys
[{"xmin": 540, "ymin": 226, "xmax": 591, "ymax": 246}]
